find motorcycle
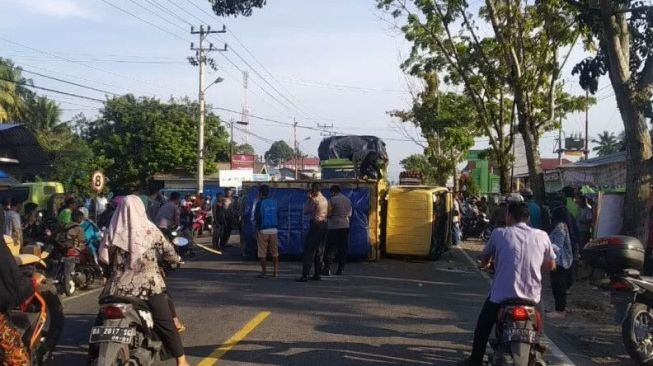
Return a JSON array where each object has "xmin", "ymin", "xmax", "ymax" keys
[
  {"xmin": 190, "ymin": 207, "xmax": 211, "ymax": 238},
  {"xmin": 87, "ymin": 262, "xmax": 182, "ymax": 365},
  {"xmin": 489, "ymin": 300, "xmax": 546, "ymax": 366},
  {"xmin": 462, "ymin": 211, "xmax": 491, "ymax": 240},
  {"xmin": 583, "ymin": 236, "xmax": 652, "ymax": 365},
  {"xmin": 54, "ymin": 245, "xmax": 103, "ymax": 297},
  {"xmin": 6, "ymin": 236, "xmax": 64, "ymax": 365}
]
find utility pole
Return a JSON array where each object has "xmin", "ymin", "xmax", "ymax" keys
[
  {"xmin": 189, "ymin": 25, "xmax": 227, "ymax": 193},
  {"xmin": 317, "ymin": 123, "xmax": 335, "ymax": 137},
  {"xmin": 585, "ymin": 88, "xmax": 590, "ymax": 160},
  {"xmin": 293, "ymin": 119, "xmax": 299, "ymax": 180},
  {"xmin": 558, "ymin": 115, "xmax": 563, "ymax": 165},
  {"xmin": 229, "ymin": 119, "xmax": 235, "ymax": 165},
  {"xmin": 241, "ymin": 71, "xmax": 250, "ymax": 145}
]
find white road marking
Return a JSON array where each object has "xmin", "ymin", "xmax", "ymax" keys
[{"xmin": 456, "ymin": 246, "xmax": 576, "ymax": 366}]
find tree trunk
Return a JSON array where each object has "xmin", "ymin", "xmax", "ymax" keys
[
  {"xmin": 518, "ymin": 117, "xmax": 545, "ymax": 202},
  {"xmin": 614, "ymin": 87, "xmax": 652, "ymax": 242},
  {"xmin": 497, "ymin": 157, "xmax": 511, "ymax": 194}
]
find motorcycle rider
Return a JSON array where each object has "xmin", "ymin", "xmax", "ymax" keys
[
  {"xmin": 155, "ymin": 192, "xmax": 181, "ymax": 237},
  {"xmin": 461, "ymin": 202, "xmax": 556, "ymax": 366},
  {"xmin": 0, "ymin": 235, "xmax": 34, "ymax": 364},
  {"xmin": 98, "ymin": 195, "xmax": 189, "ymax": 366}
]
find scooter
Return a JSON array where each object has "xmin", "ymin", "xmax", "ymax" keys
[
  {"xmin": 489, "ymin": 300, "xmax": 546, "ymax": 366},
  {"xmin": 87, "ymin": 261, "xmax": 182, "ymax": 365},
  {"xmin": 6, "ymin": 236, "xmax": 64, "ymax": 365},
  {"xmin": 190, "ymin": 207, "xmax": 210, "ymax": 238}
]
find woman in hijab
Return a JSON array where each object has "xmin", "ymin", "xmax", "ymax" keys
[
  {"xmin": 98, "ymin": 195, "xmax": 189, "ymax": 366},
  {"xmin": 547, "ymin": 204, "xmax": 574, "ymax": 319}
]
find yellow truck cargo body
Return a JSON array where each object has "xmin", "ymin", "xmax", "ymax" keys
[{"xmin": 385, "ymin": 186, "xmax": 452, "ymax": 258}]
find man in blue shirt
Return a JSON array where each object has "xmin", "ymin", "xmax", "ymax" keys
[
  {"xmin": 462, "ymin": 202, "xmax": 556, "ymax": 366},
  {"xmin": 521, "ymin": 188, "xmax": 541, "ymax": 229},
  {"xmin": 254, "ymin": 185, "xmax": 279, "ymax": 278}
]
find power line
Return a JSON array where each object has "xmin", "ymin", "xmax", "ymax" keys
[
  {"xmin": 16, "ymin": 67, "xmax": 120, "ymax": 96},
  {"xmin": 0, "ymin": 37, "xmax": 174, "ymax": 94},
  {"xmin": 99, "ymin": 0, "xmax": 189, "ymax": 42},
  {"xmin": 0, "ymin": 77, "xmax": 105, "ymax": 103}
]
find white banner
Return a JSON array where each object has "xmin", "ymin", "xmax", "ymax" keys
[{"xmin": 219, "ymin": 169, "xmax": 253, "ymax": 188}]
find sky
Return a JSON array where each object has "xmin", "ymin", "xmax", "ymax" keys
[{"xmin": 0, "ymin": 0, "xmax": 622, "ymax": 180}]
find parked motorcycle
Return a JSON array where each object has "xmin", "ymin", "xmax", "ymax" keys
[
  {"xmin": 489, "ymin": 300, "xmax": 546, "ymax": 366},
  {"xmin": 6, "ymin": 236, "xmax": 65, "ymax": 365},
  {"xmin": 87, "ymin": 263, "xmax": 182, "ymax": 365},
  {"xmin": 584, "ymin": 236, "xmax": 651, "ymax": 365},
  {"xmin": 462, "ymin": 211, "xmax": 491, "ymax": 240}
]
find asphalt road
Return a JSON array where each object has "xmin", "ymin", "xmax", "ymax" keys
[{"xmin": 49, "ymin": 236, "xmax": 581, "ymax": 366}]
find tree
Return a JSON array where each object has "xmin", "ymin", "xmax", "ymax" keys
[
  {"xmin": 36, "ymin": 121, "xmax": 109, "ymax": 197},
  {"xmin": 25, "ymin": 95, "xmax": 62, "ymax": 131},
  {"xmin": 592, "ymin": 131, "xmax": 621, "ymax": 156},
  {"xmin": 400, "ymin": 154, "xmax": 441, "ymax": 185},
  {"xmin": 0, "ymin": 58, "xmax": 32, "ymax": 122},
  {"xmin": 379, "ymin": 0, "xmax": 587, "ymax": 200},
  {"xmin": 264, "ymin": 140, "xmax": 294, "ymax": 166},
  {"xmin": 568, "ymin": 0, "xmax": 653, "ymax": 240},
  {"xmin": 85, "ymin": 95, "xmax": 230, "ymax": 192},
  {"xmin": 235, "ymin": 143, "xmax": 255, "ymax": 156},
  {"xmin": 209, "ymin": 0, "xmax": 267, "ymax": 17},
  {"xmin": 390, "ymin": 75, "xmax": 477, "ymax": 190}
]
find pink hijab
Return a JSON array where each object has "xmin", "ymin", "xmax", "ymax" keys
[{"xmin": 99, "ymin": 195, "xmax": 157, "ymax": 269}]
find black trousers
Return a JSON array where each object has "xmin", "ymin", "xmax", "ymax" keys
[
  {"xmin": 324, "ymin": 228, "xmax": 349, "ymax": 270},
  {"xmin": 302, "ymin": 221, "xmax": 328, "ymax": 277},
  {"xmin": 147, "ymin": 294, "xmax": 184, "ymax": 358},
  {"xmin": 221, "ymin": 217, "xmax": 233, "ymax": 246},
  {"xmin": 469, "ymin": 298, "xmax": 500, "ymax": 365},
  {"xmin": 550, "ymin": 267, "xmax": 571, "ymax": 311},
  {"xmin": 212, "ymin": 224, "xmax": 225, "ymax": 249}
]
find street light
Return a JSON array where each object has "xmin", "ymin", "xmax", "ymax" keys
[
  {"xmin": 198, "ymin": 76, "xmax": 224, "ymax": 194},
  {"xmin": 294, "ymin": 136, "xmax": 312, "ymax": 179},
  {"xmin": 204, "ymin": 77, "xmax": 224, "ymax": 92}
]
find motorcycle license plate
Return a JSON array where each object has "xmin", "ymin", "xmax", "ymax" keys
[
  {"xmin": 504, "ymin": 328, "xmax": 538, "ymax": 342},
  {"xmin": 89, "ymin": 326, "xmax": 135, "ymax": 344}
]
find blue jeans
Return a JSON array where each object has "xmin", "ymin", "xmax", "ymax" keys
[{"xmin": 452, "ymin": 223, "xmax": 462, "ymax": 246}]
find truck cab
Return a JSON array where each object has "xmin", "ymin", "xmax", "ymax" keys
[{"xmin": 0, "ymin": 182, "xmax": 64, "ymax": 211}]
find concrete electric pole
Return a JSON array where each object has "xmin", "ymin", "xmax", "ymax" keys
[
  {"xmin": 293, "ymin": 119, "xmax": 299, "ymax": 180},
  {"xmin": 189, "ymin": 25, "xmax": 227, "ymax": 193}
]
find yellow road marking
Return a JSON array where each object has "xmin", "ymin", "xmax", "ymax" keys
[{"xmin": 197, "ymin": 311, "xmax": 271, "ymax": 366}]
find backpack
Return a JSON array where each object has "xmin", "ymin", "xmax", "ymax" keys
[
  {"xmin": 259, "ymin": 199, "xmax": 278, "ymax": 230},
  {"xmin": 56, "ymin": 223, "xmax": 80, "ymax": 248}
]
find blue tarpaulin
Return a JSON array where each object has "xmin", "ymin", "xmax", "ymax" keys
[{"xmin": 241, "ymin": 186, "xmax": 371, "ymax": 260}]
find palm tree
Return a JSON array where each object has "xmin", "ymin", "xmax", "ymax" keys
[
  {"xmin": 0, "ymin": 58, "xmax": 32, "ymax": 122},
  {"xmin": 26, "ymin": 96, "xmax": 62, "ymax": 131},
  {"xmin": 592, "ymin": 131, "xmax": 620, "ymax": 156}
]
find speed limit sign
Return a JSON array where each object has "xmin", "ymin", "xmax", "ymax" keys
[{"xmin": 91, "ymin": 171, "xmax": 106, "ymax": 193}]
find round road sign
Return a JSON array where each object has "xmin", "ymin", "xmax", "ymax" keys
[{"xmin": 91, "ymin": 171, "xmax": 106, "ymax": 193}]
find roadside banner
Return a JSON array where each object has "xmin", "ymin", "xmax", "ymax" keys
[
  {"xmin": 231, "ymin": 154, "xmax": 255, "ymax": 170},
  {"xmin": 219, "ymin": 169, "xmax": 253, "ymax": 188}
]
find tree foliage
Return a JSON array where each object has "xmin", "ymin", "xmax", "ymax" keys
[
  {"xmin": 591, "ymin": 130, "xmax": 621, "ymax": 156},
  {"xmin": 25, "ymin": 95, "xmax": 62, "ymax": 131},
  {"xmin": 36, "ymin": 120, "xmax": 109, "ymax": 197},
  {"xmin": 209, "ymin": 0, "xmax": 266, "ymax": 17},
  {"xmin": 0, "ymin": 58, "xmax": 32, "ymax": 122},
  {"xmin": 379, "ymin": 0, "xmax": 587, "ymax": 199},
  {"xmin": 264, "ymin": 140, "xmax": 294, "ymax": 166},
  {"xmin": 568, "ymin": 0, "xmax": 653, "ymax": 239},
  {"xmin": 400, "ymin": 154, "xmax": 441, "ymax": 186},
  {"xmin": 390, "ymin": 74, "xmax": 477, "ymax": 190},
  {"xmin": 85, "ymin": 95, "xmax": 230, "ymax": 192},
  {"xmin": 235, "ymin": 143, "xmax": 256, "ymax": 156}
]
